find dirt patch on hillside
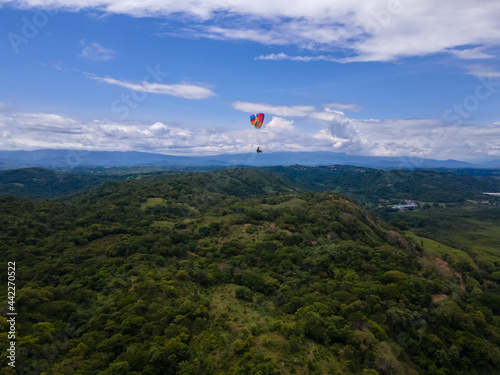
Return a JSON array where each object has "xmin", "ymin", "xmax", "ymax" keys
[
  {"xmin": 432, "ymin": 294, "xmax": 448, "ymax": 303},
  {"xmin": 454, "ymin": 270, "xmax": 466, "ymax": 291},
  {"xmin": 435, "ymin": 257, "xmax": 450, "ymax": 271},
  {"xmin": 387, "ymin": 230, "xmax": 412, "ymax": 250},
  {"xmin": 434, "ymin": 257, "xmax": 466, "ymax": 291}
]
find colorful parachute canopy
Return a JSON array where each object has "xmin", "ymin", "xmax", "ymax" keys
[{"xmin": 250, "ymin": 113, "xmax": 264, "ymax": 129}]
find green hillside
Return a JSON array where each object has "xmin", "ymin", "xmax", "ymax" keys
[
  {"xmin": 260, "ymin": 165, "xmax": 500, "ymax": 205},
  {"xmin": 2, "ymin": 166, "xmax": 500, "ymax": 204},
  {"xmin": 0, "ymin": 166, "xmax": 233, "ymax": 200},
  {"xmin": 383, "ymin": 205, "xmax": 500, "ymax": 258},
  {"xmin": 0, "ymin": 168, "xmax": 116, "ymax": 200},
  {"xmin": 1, "ymin": 169, "xmax": 500, "ymax": 374}
]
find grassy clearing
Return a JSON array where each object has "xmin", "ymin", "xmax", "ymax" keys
[
  {"xmin": 205, "ymin": 284, "xmax": 346, "ymax": 375},
  {"xmin": 443, "ymin": 218, "xmax": 500, "ymax": 256},
  {"xmin": 275, "ymin": 197, "xmax": 307, "ymax": 208},
  {"xmin": 404, "ymin": 231, "xmax": 475, "ymax": 268},
  {"xmin": 210, "ymin": 284, "xmax": 276, "ymax": 326},
  {"xmin": 151, "ymin": 220, "xmax": 175, "ymax": 229},
  {"xmin": 140, "ymin": 197, "xmax": 167, "ymax": 210},
  {"xmin": 260, "ymin": 197, "xmax": 308, "ymax": 210},
  {"xmin": 216, "ymin": 221, "xmax": 290, "ymax": 246},
  {"xmin": 393, "ymin": 205, "xmax": 500, "ymax": 258}
]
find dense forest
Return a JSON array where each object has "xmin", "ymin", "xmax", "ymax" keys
[
  {"xmin": 1, "ymin": 167, "xmax": 500, "ymax": 374},
  {"xmin": 2, "ymin": 165, "xmax": 500, "ymax": 203}
]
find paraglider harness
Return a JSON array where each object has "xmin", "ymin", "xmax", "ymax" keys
[{"xmin": 256, "ymin": 147, "xmax": 263, "ymax": 153}]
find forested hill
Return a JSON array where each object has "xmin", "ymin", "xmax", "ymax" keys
[
  {"xmin": 0, "ymin": 167, "xmax": 250, "ymax": 200},
  {"xmin": 1, "ymin": 169, "xmax": 500, "ymax": 375},
  {"xmin": 1, "ymin": 166, "xmax": 500, "ymax": 203},
  {"xmin": 0, "ymin": 168, "xmax": 116, "ymax": 200},
  {"xmin": 259, "ymin": 165, "xmax": 500, "ymax": 204}
]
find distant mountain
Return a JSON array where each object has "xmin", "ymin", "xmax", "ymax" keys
[
  {"xmin": 475, "ymin": 159, "xmax": 500, "ymax": 168},
  {"xmin": 0, "ymin": 149, "xmax": 195, "ymax": 169},
  {"xmin": 0, "ymin": 148, "xmax": 498, "ymax": 170}
]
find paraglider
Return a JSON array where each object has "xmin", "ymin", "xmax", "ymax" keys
[
  {"xmin": 250, "ymin": 113, "xmax": 265, "ymax": 153},
  {"xmin": 250, "ymin": 113, "xmax": 264, "ymax": 129}
]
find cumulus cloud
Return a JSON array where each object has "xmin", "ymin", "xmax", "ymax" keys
[
  {"xmin": 80, "ymin": 41, "xmax": 116, "ymax": 61},
  {"xmin": 2, "ymin": 113, "xmax": 82, "ymax": 133},
  {"xmin": 1, "ymin": 110, "xmax": 500, "ymax": 161},
  {"xmin": 5, "ymin": 0, "xmax": 500, "ymax": 62},
  {"xmin": 232, "ymin": 101, "xmax": 315, "ymax": 117},
  {"xmin": 265, "ymin": 117, "xmax": 295, "ymax": 132},
  {"xmin": 354, "ymin": 119, "xmax": 500, "ymax": 160},
  {"xmin": 310, "ymin": 109, "xmax": 356, "ymax": 139},
  {"xmin": 0, "ymin": 113, "xmax": 86, "ymax": 151},
  {"xmin": 305, "ymin": 108, "xmax": 500, "ymax": 161},
  {"xmin": 0, "ymin": 113, "xmax": 266, "ymax": 155},
  {"xmin": 88, "ymin": 74, "xmax": 216, "ymax": 99},
  {"xmin": 149, "ymin": 122, "xmax": 169, "ymax": 135},
  {"xmin": 309, "ymin": 109, "xmax": 361, "ymax": 150},
  {"xmin": 230, "ymin": 100, "xmax": 500, "ymax": 159}
]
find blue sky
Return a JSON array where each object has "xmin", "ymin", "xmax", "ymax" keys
[{"xmin": 1, "ymin": 0, "xmax": 500, "ymax": 161}]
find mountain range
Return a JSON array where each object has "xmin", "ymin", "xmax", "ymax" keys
[{"xmin": 1, "ymin": 149, "xmax": 499, "ymax": 170}]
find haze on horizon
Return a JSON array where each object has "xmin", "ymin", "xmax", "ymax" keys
[{"xmin": 1, "ymin": 0, "xmax": 500, "ymax": 162}]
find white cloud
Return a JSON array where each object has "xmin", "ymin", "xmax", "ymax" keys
[
  {"xmin": 3, "ymin": 1, "xmax": 500, "ymax": 62},
  {"xmin": 88, "ymin": 74, "xmax": 216, "ymax": 99},
  {"xmin": 265, "ymin": 116, "xmax": 295, "ymax": 132},
  {"xmin": 255, "ymin": 53, "xmax": 338, "ymax": 62},
  {"xmin": 229, "ymin": 101, "xmax": 500, "ymax": 159},
  {"xmin": 201, "ymin": 26, "xmax": 287, "ymax": 45},
  {"xmin": 0, "ymin": 113, "xmax": 258, "ymax": 155},
  {"xmin": 149, "ymin": 122, "xmax": 169, "ymax": 135},
  {"xmin": 448, "ymin": 47, "xmax": 495, "ymax": 60},
  {"xmin": 232, "ymin": 101, "xmax": 316, "ymax": 117},
  {"xmin": 333, "ymin": 116, "xmax": 500, "ymax": 160},
  {"xmin": 2, "ymin": 113, "xmax": 82, "ymax": 133},
  {"xmin": 310, "ymin": 109, "xmax": 360, "ymax": 149},
  {"xmin": 324, "ymin": 102, "xmax": 362, "ymax": 112},
  {"xmin": 466, "ymin": 64, "xmax": 500, "ymax": 78},
  {"xmin": 1, "ymin": 109, "xmax": 500, "ymax": 161},
  {"xmin": 80, "ymin": 41, "xmax": 116, "ymax": 61},
  {"xmin": 305, "ymin": 107, "xmax": 500, "ymax": 161}
]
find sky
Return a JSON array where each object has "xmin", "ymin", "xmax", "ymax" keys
[{"xmin": 1, "ymin": 0, "xmax": 500, "ymax": 161}]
